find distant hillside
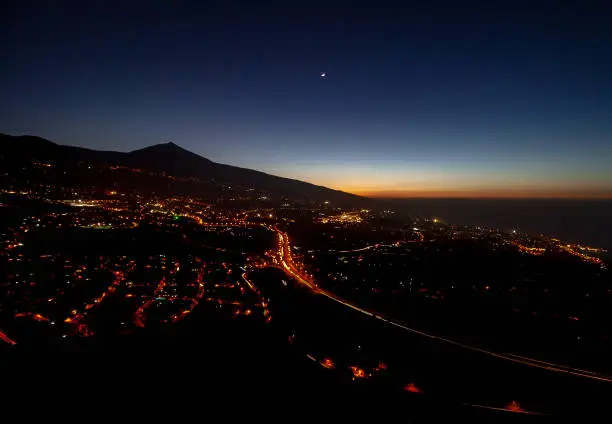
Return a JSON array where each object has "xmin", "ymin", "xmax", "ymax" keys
[{"xmin": 0, "ymin": 133, "xmax": 367, "ymax": 206}]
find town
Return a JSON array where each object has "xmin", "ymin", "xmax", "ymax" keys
[{"xmin": 1, "ymin": 157, "xmax": 611, "ymax": 416}]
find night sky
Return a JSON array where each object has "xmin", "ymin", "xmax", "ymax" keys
[{"xmin": 2, "ymin": 1, "xmax": 612, "ymax": 198}]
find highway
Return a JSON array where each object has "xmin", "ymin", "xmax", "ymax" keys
[{"xmin": 270, "ymin": 226, "xmax": 612, "ymax": 384}]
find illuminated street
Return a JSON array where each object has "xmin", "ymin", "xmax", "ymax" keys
[{"xmin": 269, "ymin": 227, "xmax": 612, "ymax": 383}]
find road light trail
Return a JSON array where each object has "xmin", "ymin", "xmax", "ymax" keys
[
  {"xmin": 271, "ymin": 227, "xmax": 612, "ymax": 384},
  {"xmin": 335, "ymin": 245, "xmax": 378, "ymax": 253},
  {"xmin": 469, "ymin": 403, "xmax": 546, "ymax": 415}
]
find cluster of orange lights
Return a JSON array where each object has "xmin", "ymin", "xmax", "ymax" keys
[
  {"xmin": 320, "ymin": 358, "xmax": 335, "ymax": 369},
  {"xmin": 14, "ymin": 312, "xmax": 50, "ymax": 322},
  {"xmin": 403, "ymin": 383, "xmax": 423, "ymax": 394},
  {"xmin": 515, "ymin": 244, "xmax": 546, "ymax": 256},
  {"xmin": 514, "ymin": 240, "xmax": 605, "ymax": 267},
  {"xmin": 318, "ymin": 212, "xmax": 363, "ymax": 225},
  {"xmin": 350, "ymin": 366, "xmax": 367, "ymax": 379},
  {"xmin": 0, "ymin": 196, "xmax": 272, "ymax": 345},
  {"xmin": 506, "ymin": 401, "xmax": 524, "ymax": 412},
  {"xmin": 559, "ymin": 244, "xmax": 604, "ymax": 266},
  {"xmin": 375, "ymin": 361, "xmax": 388, "ymax": 371},
  {"xmin": 314, "ymin": 355, "xmax": 392, "ymax": 382}
]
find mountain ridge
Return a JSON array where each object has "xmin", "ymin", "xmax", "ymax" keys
[{"xmin": 0, "ymin": 133, "xmax": 366, "ymax": 206}]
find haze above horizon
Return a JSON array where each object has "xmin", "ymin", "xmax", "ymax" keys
[{"xmin": 2, "ymin": 1, "xmax": 611, "ymax": 199}]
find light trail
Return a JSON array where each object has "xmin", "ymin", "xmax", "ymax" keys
[
  {"xmin": 271, "ymin": 227, "xmax": 612, "ymax": 384},
  {"xmin": 469, "ymin": 403, "xmax": 546, "ymax": 415},
  {"xmin": 335, "ymin": 245, "xmax": 378, "ymax": 253},
  {"xmin": 241, "ymin": 273, "xmax": 255, "ymax": 291}
]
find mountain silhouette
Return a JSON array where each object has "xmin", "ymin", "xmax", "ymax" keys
[{"xmin": 0, "ymin": 133, "xmax": 365, "ymax": 206}]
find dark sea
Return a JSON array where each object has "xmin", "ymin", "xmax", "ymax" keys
[{"xmin": 382, "ymin": 198, "xmax": 612, "ymax": 249}]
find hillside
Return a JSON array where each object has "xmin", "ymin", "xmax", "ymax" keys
[{"xmin": 0, "ymin": 133, "xmax": 366, "ymax": 206}]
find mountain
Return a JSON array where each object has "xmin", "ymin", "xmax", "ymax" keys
[{"xmin": 0, "ymin": 133, "xmax": 366, "ymax": 206}]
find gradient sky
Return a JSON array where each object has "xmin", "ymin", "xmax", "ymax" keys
[{"xmin": 2, "ymin": 1, "xmax": 612, "ymax": 198}]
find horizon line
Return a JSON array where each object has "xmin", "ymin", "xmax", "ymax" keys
[
  {"xmin": 349, "ymin": 191, "xmax": 612, "ymax": 200},
  {"xmin": 361, "ymin": 195, "xmax": 612, "ymax": 200}
]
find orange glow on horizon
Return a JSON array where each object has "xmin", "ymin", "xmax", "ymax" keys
[
  {"xmin": 272, "ymin": 163, "xmax": 612, "ymax": 200},
  {"xmin": 342, "ymin": 188, "xmax": 612, "ymax": 199}
]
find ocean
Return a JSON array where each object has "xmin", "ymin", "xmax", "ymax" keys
[{"xmin": 382, "ymin": 198, "xmax": 612, "ymax": 249}]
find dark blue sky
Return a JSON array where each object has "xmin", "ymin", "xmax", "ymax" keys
[{"xmin": 2, "ymin": 1, "xmax": 612, "ymax": 197}]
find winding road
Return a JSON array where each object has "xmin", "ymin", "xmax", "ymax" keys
[{"xmin": 270, "ymin": 226, "xmax": 612, "ymax": 384}]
